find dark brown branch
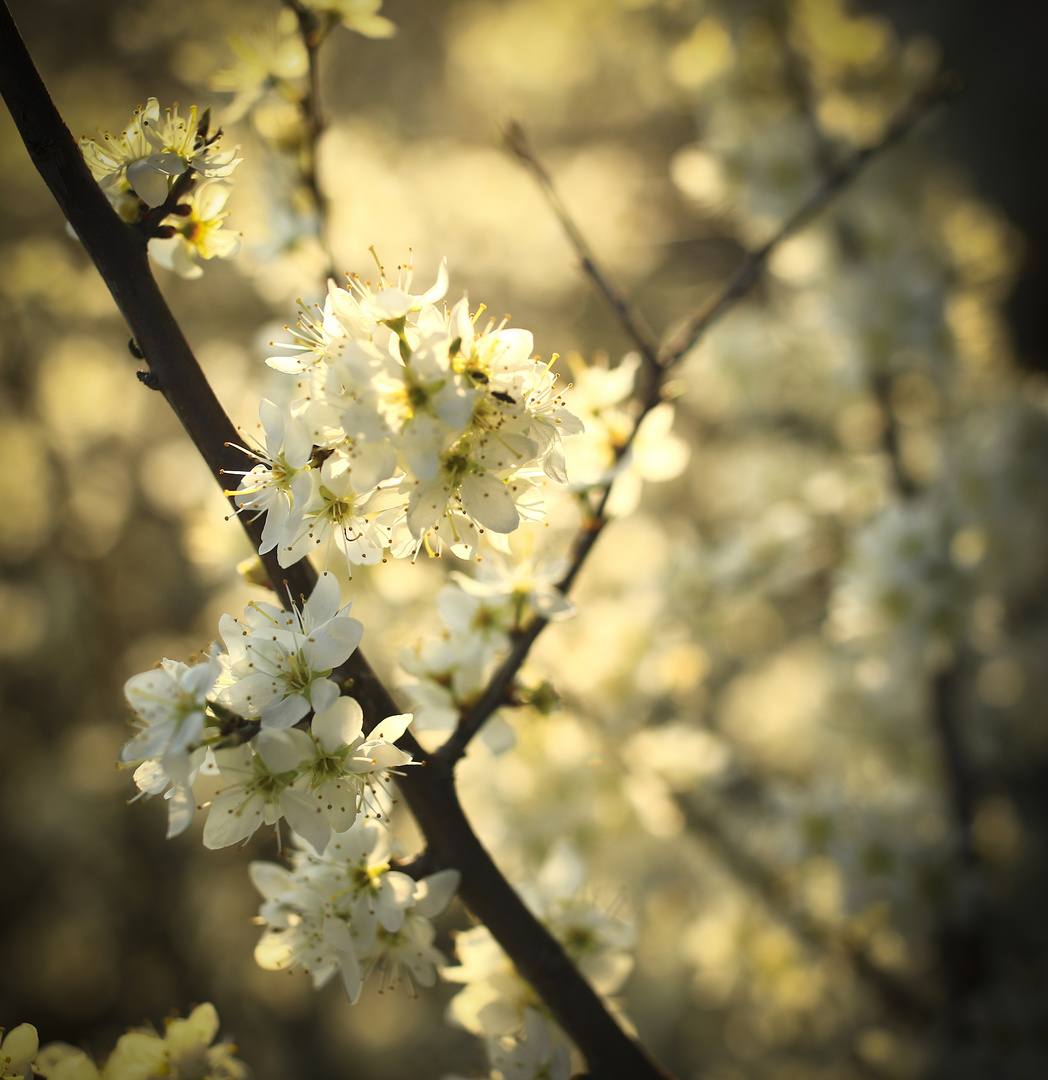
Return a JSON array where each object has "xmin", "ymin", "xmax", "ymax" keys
[{"xmin": 0, "ymin": 7, "xmax": 672, "ymax": 1077}]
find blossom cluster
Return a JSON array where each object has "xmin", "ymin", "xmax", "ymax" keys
[
  {"xmin": 398, "ymin": 547, "xmax": 575, "ymax": 750},
  {"xmin": 249, "ymin": 819, "xmax": 459, "ymax": 1002},
  {"xmin": 120, "ymin": 573, "xmax": 412, "ymax": 850},
  {"xmin": 442, "ymin": 843, "xmax": 632, "ymax": 1077},
  {"xmin": 447, "ymin": 1010, "xmax": 571, "ymax": 1080},
  {"xmin": 230, "ymin": 256, "xmax": 584, "ymax": 570},
  {"xmin": 209, "ymin": 0, "xmax": 396, "ymax": 123},
  {"xmin": 301, "ymin": 0, "xmax": 397, "ymax": 39},
  {"xmin": 246, "ymin": 832, "xmax": 627, "ymax": 1076},
  {"xmin": 769, "ymin": 780, "xmax": 949, "ymax": 923},
  {"xmin": 559, "ymin": 352, "xmax": 690, "ymax": 516},
  {"xmin": 79, "ymin": 99, "xmax": 241, "ymax": 277},
  {"xmin": 0, "ymin": 1005, "xmax": 244, "ymax": 1080}
]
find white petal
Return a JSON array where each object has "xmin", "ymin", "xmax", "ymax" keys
[
  {"xmin": 126, "ymin": 158, "xmax": 174, "ymax": 206},
  {"xmin": 459, "ymin": 473, "xmax": 519, "ymax": 533},
  {"xmin": 373, "ymin": 287, "xmax": 414, "ymax": 319},
  {"xmin": 338, "ymin": 950, "xmax": 363, "ymax": 1003},
  {"xmin": 418, "ymin": 257, "xmax": 449, "ymax": 305},
  {"xmin": 203, "ymin": 791, "xmax": 265, "ymax": 849},
  {"xmin": 359, "ymin": 743, "xmax": 413, "ymax": 770},
  {"xmin": 367, "ymin": 711, "xmax": 412, "ymax": 744},
  {"xmin": 304, "ymin": 571, "xmax": 341, "ymax": 624},
  {"xmin": 309, "ymin": 677, "xmax": 341, "ymax": 715},
  {"xmin": 312, "ymin": 696, "xmax": 364, "ymax": 751},
  {"xmin": 1, "ymin": 1024, "xmax": 39, "ymax": 1069},
  {"xmin": 309, "ymin": 617, "xmax": 364, "ymax": 670},
  {"xmin": 256, "ymin": 728, "xmax": 313, "ymax": 774},
  {"xmin": 249, "ymin": 860, "xmax": 295, "ymax": 900},
  {"xmin": 280, "ymin": 789, "xmax": 331, "ymax": 853},
  {"xmin": 165, "ymin": 783, "xmax": 196, "ymax": 838},
  {"xmin": 259, "ymin": 692, "xmax": 310, "ymax": 731},
  {"xmin": 194, "ymin": 178, "xmax": 233, "ymax": 218},
  {"xmin": 254, "ymin": 930, "xmax": 295, "ymax": 972},
  {"xmin": 412, "ymin": 869, "xmax": 461, "ymax": 918},
  {"xmin": 407, "ymin": 476, "xmax": 450, "ymax": 537}
]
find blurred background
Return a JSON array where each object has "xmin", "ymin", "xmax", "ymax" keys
[{"xmin": 1, "ymin": 1, "xmax": 1047, "ymax": 1079}]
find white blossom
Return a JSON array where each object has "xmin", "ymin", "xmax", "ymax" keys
[
  {"xmin": 303, "ymin": 0, "xmax": 397, "ymax": 39},
  {"xmin": 0, "ymin": 1024, "xmax": 38, "ymax": 1080},
  {"xmin": 227, "ymin": 398, "xmax": 315, "ymax": 555},
  {"xmin": 80, "ymin": 98, "xmax": 239, "ymax": 212},
  {"xmin": 121, "ymin": 652, "xmax": 220, "ymax": 768},
  {"xmin": 216, "ymin": 572, "xmax": 362, "ymax": 730},
  {"xmin": 203, "ymin": 728, "xmax": 324, "ymax": 850},
  {"xmin": 295, "ymin": 697, "xmax": 414, "ymax": 835},
  {"xmin": 486, "ymin": 1009, "xmax": 571, "ymax": 1080},
  {"xmin": 256, "ymin": 254, "xmax": 582, "ymax": 568},
  {"xmin": 148, "ymin": 180, "xmax": 241, "ymax": 280},
  {"xmin": 250, "ymin": 820, "xmax": 459, "ymax": 1002},
  {"xmin": 103, "ymin": 1003, "xmax": 246, "ymax": 1080}
]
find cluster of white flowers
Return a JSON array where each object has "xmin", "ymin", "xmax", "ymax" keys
[
  {"xmin": 120, "ymin": 573, "xmax": 412, "ymax": 850},
  {"xmin": 560, "ymin": 352, "xmax": 690, "ymax": 517},
  {"xmin": 828, "ymin": 497, "xmax": 973, "ymax": 660},
  {"xmin": 243, "ymin": 826, "xmax": 632, "ymax": 1078},
  {"xmin": 302, "ymin": 0, "xmax": 397, "ymax": 39},
  {"xmin": 397, "ymin": 549, "xmax": 575, "ymax": 750},
  {"xmin": 444, "ymin": 843, "xmax": 632, "ymax": 1043},
  {"xmin": 765, "ymin": 781, "xmax": 950, "ymax": 925},
  {"xmin": 1, "ymin": 1005, "xmax": 245, "ymax": 1080},
  {"xmin": 210, "ymin": 11, "xmax": 310, "ymax": 122},
  {"xmin": 79, "ymin": 99, "xmax": 241, "ymax": 277},
  {"xmin": 230, "ymin": 255, "xmax": 584, "ymax": 569},
  {"xmin": 249, "ymin": 819, "xmax": 459, "ymax": 1002},
  {"xmin": 446, "ymin": 1010, "xmax": 571, "ymax": 1080}
]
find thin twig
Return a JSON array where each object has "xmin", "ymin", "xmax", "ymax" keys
[
  {"xmin": 502, "ymin": 121, "xmax": 663, "ymax": 371},
  {"xmin": 0, "ymin": 8, "xmax": 673, "ymax": 1077},
  {"xmin": 284, "ymin": 0, "xmax": 337, "ymax": 280},
  {"xmin": 443, "ymin": 79, "xmax": 959, "ymax": 767}
]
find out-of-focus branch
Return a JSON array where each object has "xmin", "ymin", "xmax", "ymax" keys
[
  {"xmin": 436, "ymin": 498, "xmax": 608, "ymax": 766},
  {"xmin": 0, "ymin": 8, "xmax": 674, "ymax": 1076},
  {"xmin": 930, "ymin": 656, "xmax": 986, "ymax": 1041},
  {"xmin": 783, "ymin": 64, "xmax": 984, "ymax": 1036},
  {"xmin": 681, "ymin": 798, "xmax": 936, "ymax": 1028},
  {"xmin": 869, "ymin": 371, "xmax": 919, "ymax": 499},
  {"xmin": 285, "ymin": 0, "xmax": 336, "ymax": 279},
  {"xmin": 932, "ymin": 662, "xmax": 977, "ymax": 871}
]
